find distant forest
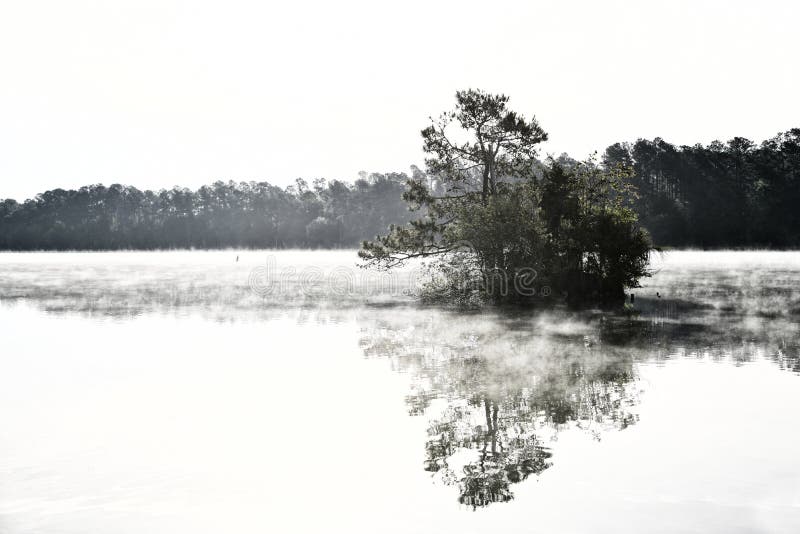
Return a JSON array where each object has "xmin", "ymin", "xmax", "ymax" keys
[
  {"xmin": 0, "ymin": 172, "xmax": 416, "ymax": 250},
  {"xmin": 1, "ymin": 129, "xmax": 798, "ymax": 250},
  {"xmin": 603, "ymin": 128, "xmax": 800, "ymax": 248}
]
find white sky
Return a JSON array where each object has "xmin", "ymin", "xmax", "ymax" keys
[{"xmin": 1, "ymin": 0, "xmax": 798, "ymax": 201}]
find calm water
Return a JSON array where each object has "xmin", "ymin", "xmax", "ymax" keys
[{"xmin": 1, "ymin": 250, "xmax": 799, "ymax": 533}]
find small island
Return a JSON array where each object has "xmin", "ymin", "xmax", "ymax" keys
[{"xmin": 361, "ymin": 89, "xmax": 650, "ymax": 308}]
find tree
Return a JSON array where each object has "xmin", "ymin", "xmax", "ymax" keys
[
  {"xmin": 360, "ymin": 89, "xmax": 652, "ymax": 307},
  {"xmin": 421, "ymin": 89, "xmax": 548, "ymax": 203},
  {"xmin": 540, "ymin": 160, "xmax": 653, "ymax": 306}
]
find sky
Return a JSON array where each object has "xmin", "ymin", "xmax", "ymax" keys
[{"xmin": 0, "ymin": 0, "xmax": 798, "ymax": 201}]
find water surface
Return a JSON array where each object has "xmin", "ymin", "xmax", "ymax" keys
[{"xmin": 0, "ymin": 250, "xmax": 799, "ymax": 533}]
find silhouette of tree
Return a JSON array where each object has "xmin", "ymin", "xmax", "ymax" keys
[{"xmin": 360, "ymin": 90, "xmax": 652, "ymax": 307}]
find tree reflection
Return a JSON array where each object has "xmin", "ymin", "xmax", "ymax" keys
[
  {"xmin": 360, "ymin": 311, "xmax": 641, "ymax": 508},
  {"xmin": 359, "ymin": 300, "xmax": 800, "ymax": 508},
  {"xmin": 424, "ymin": 396, "xmax": 553, "ymax": 508}
]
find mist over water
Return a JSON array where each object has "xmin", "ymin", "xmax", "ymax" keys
[{"xmin": 1, "ymin": 250, "xmax": 799, "ymax": 533}]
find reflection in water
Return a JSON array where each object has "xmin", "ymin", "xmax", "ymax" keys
[
  {"xmin": 424, "ymin": 397, "xmax": 552, "ymax": 509},
  {"xmin": 360, "ymin": 296, "xmax": 800, "ymax": 508},
  {"xmin": 361, "ymin": 313, "xmax": 643, "ymax": 508}
]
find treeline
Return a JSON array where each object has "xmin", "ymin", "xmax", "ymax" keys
[
  {"xmin": 604, "ymin": 128, "xmax": 800, "ymax": 248},
  {"xmin": 2, "ymin": 129, "xmax": 799, "ymax": 250},
  {"xmin": 0, "ymin": 172, "xmax": 416, "ymax": 250}
]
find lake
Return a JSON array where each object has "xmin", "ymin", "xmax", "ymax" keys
[{"xmin": 0, "ymin": 250, "xmax": 799, "ymax": 533}]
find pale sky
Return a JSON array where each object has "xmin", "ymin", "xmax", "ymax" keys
[{"xmin": 1, "ymin": 0, "xmax": 798, "ymax": 201}]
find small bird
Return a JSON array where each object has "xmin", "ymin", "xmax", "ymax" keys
[
  {"xmin": 236, "ymin": 255, "xmax": 239, "ymax": 262},
  {"xmin": 656, "ymin": 292, "xmax": 661, "ymax": 299}
]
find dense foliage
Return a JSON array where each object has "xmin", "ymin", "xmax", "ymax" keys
[
  {"xmin": 360, "ymin": 90, "xmax": 652, "ymax": 307},
  {"xmin": 0, "ymin": 174, "xmax": 414, "ymax": 250},
  {"xmin": 604, "ymin": 130, "xmax": 800, "ymax": 248}
]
